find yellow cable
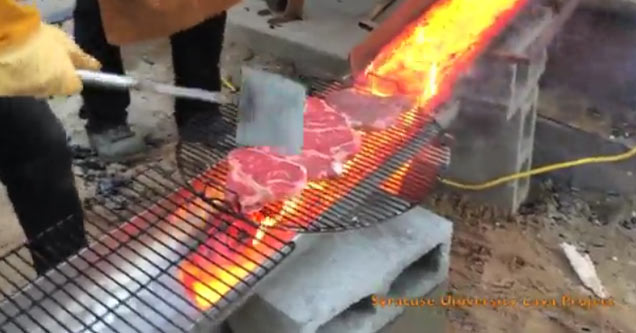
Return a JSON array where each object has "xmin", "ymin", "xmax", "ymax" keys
[
  {"xmin": 222, "ymin": 77, "xmax": 238, "ymax": 92},
  {"xmin": 439, "ymin": 144, "xmax": 636, "ymax": 191}
]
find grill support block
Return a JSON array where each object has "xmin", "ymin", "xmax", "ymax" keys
[
  {"xmin": 442, "ymin": 0, "xmax": 572, "ymax": 213},
  {"xmin": 228, "ymin": 207, "xmax": 452, "ymax": 333}
]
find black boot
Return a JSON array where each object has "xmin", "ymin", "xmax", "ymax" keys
[{"xmin": 86, "ymin": 123, "xmax": 147, "ymax": 162}]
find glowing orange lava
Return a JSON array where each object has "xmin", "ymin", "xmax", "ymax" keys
[
  {"xmin": 177, "ymin": 0, "xmax": 528, "ymax": 311},
  {"xmin": 361, "ymin": 0, "xmax": 528, "ymax": 106}
]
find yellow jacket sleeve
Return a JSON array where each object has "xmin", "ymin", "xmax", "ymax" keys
[{"xmin": 0, "ymin": 0, "xmax": 41, "ymax": 50}]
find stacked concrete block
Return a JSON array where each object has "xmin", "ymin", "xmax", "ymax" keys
[
  {"xmin": 444, "ymin": 3, "xmax": 553, "ymax": 213},
  {"xmin": 227, "ymin": 207, "xmax": 452, "ymax": 333},
  {"xmin": 445, "ymin": 85, "xmax": 541, "ymax": 213}
]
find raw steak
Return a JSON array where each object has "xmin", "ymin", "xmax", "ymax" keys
[
  {"xmin": 325, "ymin": 88, "xmax": 413, "ymax": 130},
  {"xmin": 226, "ymin": 147, "xmax": 307, "ymax": 213},
  {"xmin": 289, "ymin": 97, "xmax": 362, "ymax": 180}
]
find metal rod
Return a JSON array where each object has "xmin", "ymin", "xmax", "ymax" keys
[
  {"xmin": 76, "ymin": 70, "xmax": 233, "ymax": 105},
  {"xmin": 76, "ymin": 70, "xmax": 139, "ymax": 90}
]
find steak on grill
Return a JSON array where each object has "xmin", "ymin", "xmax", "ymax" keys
[
  {"xmin": 325, "ymin": 88, "xmax": 413, "ymax": 130},
  {"xmin": 289, "ymin": 97, "xmax": 362, "ymax": 180},
  {"xmin": 226, "ymin": 147, "xmax": 307, "ymax": 213}
]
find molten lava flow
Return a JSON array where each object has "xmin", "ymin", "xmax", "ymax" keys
[
  {"xmin": 177, "ymin": 0, "xmax": 528, "ymax": 311},
  {"xmin": 361, "ymin": 0, "xmax": 528, "ymax": 107}
]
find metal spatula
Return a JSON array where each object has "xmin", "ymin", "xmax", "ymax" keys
[
  {"xmin": 77, "ymin": 67, "xmax": 306, "ymax": 155},
  {"xmin": 235, "ymin": 66, "xmax": 306, "ymax": 156}
]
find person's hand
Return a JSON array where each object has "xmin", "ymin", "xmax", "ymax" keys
[{"xmin": 0, "ymin": 23, "xmax": 101, "ymax": 97}]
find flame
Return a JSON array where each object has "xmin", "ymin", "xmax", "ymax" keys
[
  {"xmin": 184, "ymin": 260, "xmax": 257, "ymax": 309},
  {"xmin": 175, "ymin": 194, "xmax": 295, "ymax": 310},
  {"xmin": 177, "ymin": 0, "xmax": 527, "ymax": 312},
  {"xmin": 253, "ymin": 199, "xmax": 299, "ymax": 246}
]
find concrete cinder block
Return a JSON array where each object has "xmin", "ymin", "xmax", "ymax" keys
[
  {"xmin": 458, "ymin": 2, "xmax": 551, "ymax": 117},
  {"xmin": 514, "ymin": 48, "xmax": 547, "ymax": 111},
  {"xmin": 228, "ymin": 207, "xmax": 452, "ymax": 333},
  {"xmin": 519, "ymin": 86, "xmax": 539, "ymax": 163},
  {"xmin": 445, "ymin": 98, "xmax": 525, "ymax": 211},
  {"xmin": 446, "ymin": 80, "xmax": 540, "ymax": 212},
  {"xmin": 457, "ymin": 59, "xmax": 518, "ymax": 111},
  {"xmin": 458, "ymin": 47, "xmax": 547, "ymax": 120}
]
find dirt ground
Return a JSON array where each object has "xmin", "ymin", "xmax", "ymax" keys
[{"xmin": 424, "ymin": 183, "xmax": 636, "ymax": 332}]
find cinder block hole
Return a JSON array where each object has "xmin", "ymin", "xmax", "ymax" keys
[
  {"xmin": 316, "ymin": 296, "xmax": 377, "ymax": 332},
  {"xmin": 515, "ymin": 63, "xmax": 529, "ymax": 92},
  {"xmin": 528, "ymin": 51, "xmax": 547, "ymax": 86},
  {"xmin": 387, "ymin": 244, "xmax": 442, "ymax": 297},
  {"xmin": 348, "ymin": 296, "xmax": 377, "ymax": 315},
  {"xmin": 520, "ymin": 153, "xmax": 532, "ymax": 172},
  {"xmin": 522, "ymin": 102, "xmax": 537, "ymax": 141},
  {"xmin": 516, "ymin": 58, "xmax": 543, "ymax": 100},
  {"xmin": 517, "ymin": 157, "xmax": 532, "ymax": 197}
]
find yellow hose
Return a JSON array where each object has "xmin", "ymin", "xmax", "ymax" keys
[
  {"xmin": 439, "ymin": 144, "xmax": 636, "ymax": 191},
  {"xmin": 222, "ymin": 77, "xmax": 238, "ymax": 92}
]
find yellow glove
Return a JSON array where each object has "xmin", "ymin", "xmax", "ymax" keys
[{"xmin": 0, "ymin": 23, "xmax": 101, "ymax": 97}]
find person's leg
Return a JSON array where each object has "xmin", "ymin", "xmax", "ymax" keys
[
  {"xmin": 73, "ymin": 0, "xmax": 146, "ymax": 160},
  {"xmin": 73, "ymin": 0, "xmax": 128, "ymax": 131},
  {"xmin": 170, "ymin": 12, "xmax": 227, "ymax": 137},
  {"xmin": 0, "ymin": 97, "xmax": 87, "ymax": 276}
]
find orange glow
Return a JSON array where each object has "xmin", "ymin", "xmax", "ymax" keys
[
  {"xmin": 360, "ymin": 0, "xmax": 527, "ymax": 107},
  {"xmin": 380, "ymin": 160, "xmax": 414, "ymax": 195},
  {"xmin": 177, "ymin": 0, "xmax": 528, "ymax": 311},
  {"xmin": 253, "ymin": 198, "xmax": 298, "ymax": 246},
  {"xmin": 175, "ymin": 196, "xmax": 294, "ymax": 309}
]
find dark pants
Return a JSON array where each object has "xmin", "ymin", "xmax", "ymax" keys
[
  {"xmin": 0, "ymin": 98, "xmax": 87, "ymax": 276},
  {"xmin": 73, "ymin": 0, "xmax": 226, "ymax": 132}
]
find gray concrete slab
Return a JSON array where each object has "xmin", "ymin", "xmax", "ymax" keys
[
  {"xmin": 228, "ymin": 207, "xmax": 452, "ymax": 333},
  {"xmin": 227, "ymin": 0, "xmax": 376, "ymax": 78}
]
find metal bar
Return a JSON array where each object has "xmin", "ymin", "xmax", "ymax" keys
[{"xmin": 77, "ymin": 70, "xmax": 233, "ymax": 104}]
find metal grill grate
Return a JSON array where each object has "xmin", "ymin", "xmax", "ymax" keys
[
  {"xmin": 177, "ymin": 78, "xmax": 452, "ymax": 233},
  {"xmin": 0, "ymin": 165, "xmax": 294, "ymax": 333}
]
